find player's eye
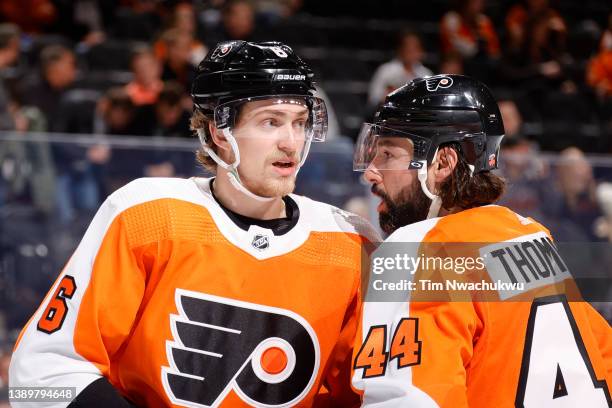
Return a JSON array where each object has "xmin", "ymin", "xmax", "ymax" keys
[
  {"xmin": 380, "ymin": 149, "xmax": 393, "ymax": 159},
  {"xmin": 293, "ymin": 119, "xmax": 307, "ymax": 129},
  {"xmin": 261, "ymin": 118, "xmax": 280, "ymax": 128}
]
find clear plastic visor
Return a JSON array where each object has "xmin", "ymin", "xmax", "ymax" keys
[
  {"xmin": 213, "ymin": 95, "xmax": 327, "ymax": 142},
  {"xmin": 353, "ymin": 123, "xmax": 432, "ymax": 171}
]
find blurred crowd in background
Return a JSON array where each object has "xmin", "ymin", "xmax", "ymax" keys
[{"xmin": 1, "ymin": 0, "xmax": 612, "ymax": 400}]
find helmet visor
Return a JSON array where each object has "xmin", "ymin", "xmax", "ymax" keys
[
  {"xmin": 353, "ymin": 123, "xmax": 432, "ymax": 171},
  {"xmin": 213, "ymin": 95, "xmax": 327, "ymax": 142}
]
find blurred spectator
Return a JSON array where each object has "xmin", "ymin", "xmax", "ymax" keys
[
  {"xmin": 138, "ymin": 82, "xmax": 191, "ymax": 178},
  {"xmin": 505, "ymin": 0, "xmax": 567, "ymax": 55},
  {"xmin": 368, "ymin": 30, "xmax": 432, "ymax": 107},
  {"xmin": 0, "ymin": 0, "xmax": 56, "ymax": 34},
  {"xmin": 0, "ymin": 23, "xmax": 20, "ymax": 130},
  {"xmin": 205, "ymin": 0, "xmax": 257, "ymax": 45},
  {"xmin": 0, "ymin": 96, "xmax": 56, "ymax": 215},
  {"xmin": 595, "ymin": 182, "xmax": 612, "ymax": 241},
  {"xmin": 497, "ymin": 99, "xmax": 550, "ymax": 219},
  {"xmin": 498, "ymin": 137, "xmax": 550, "ymax": 218},
  {"xmin": 151, "ymin": 81, "xmax": 190, "ymax": 138},
  {"xmin": 587, "ymin": 45, "xmax": 612, "ymax": 99},
  {"xmin": 600, "ymin": 13, "xmax": 612, "ymax": 52},
  {"xmin": 223, "ymin": 0, "xmax": 256, "ymax": 40},
  {"xmin": 1, "ymin": 28, "xmax": 55, "ymax": 210},
  {"xmin": 53, "ymin": 135, "xmax": 109, "ymax": 223},
  {"xmin": 499, "ymin": 99, "xmax": 524, "ymax": 140},
  {"xmin": 50, "ymin": 0, "xmax": 113, "ymax": 47},
  {"xmin": 125, "ymin": 46, "xmax": 163, "ymax": 106},
  {"xmin": 159, "ymin": 28, "xmax": 197, "ymax": 92},
  {"xmin": 21, "ymin": 44, "xmax": 77, "ymax": 130},
  {"xmin": 500, "ymin": 0, "xmax": 570, "ymax": 92},
  {"xmin": 109, "ymin": 0, "xmax": 161, "ymax": 41},
  {"xmin": 155, "ymin": 2, "xmax": 207, "ymax": 67},
  {"xmin": 94, "ymin": 86, "xmax": 143, "ymax": 135},
  {"xmin": 587, "ymin": 14, "xmax": 612, "ymax": 99},
  {"xmin": 545, "ymin": 147, "xmax": 604, "ymax": 241},
  {"xmin": 50, "ymin": 88, "xmax": 139, "ymax": 223},
  {"xmin": 438, "ymin": 52, "xmax": 464, "ymax": 75},
  {"xmin": 255, "ymin": 0, "xmax": 304, "ymax": 23},
  {"xmin": 440, "ymin": 0, "xmax": 500, "ymax": 60}
]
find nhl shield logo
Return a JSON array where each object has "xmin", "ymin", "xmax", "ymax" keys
[
  {"xmin": 252, "ymin": 234, "xmax": 270, "ymax": 250},
  {"xmin": 426, "ymin": 76, "xmax": 453, "ymax": 92}
]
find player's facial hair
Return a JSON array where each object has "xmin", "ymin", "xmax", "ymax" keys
[
  {"xmin": 375, "ymin": 177, "xmax": 431, "ymax": 234},
  {"xmin": 239, "ymin": 150, "xmax": 299, "ymax": 197}
]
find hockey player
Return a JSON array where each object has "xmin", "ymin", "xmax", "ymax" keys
[
  {"xmin": 10, "ymin": 41, "xmax": 378, "ymax": 407},
  {"xmin": 351, "ymin": 74, "xmax": 612, "ymax": 407}
]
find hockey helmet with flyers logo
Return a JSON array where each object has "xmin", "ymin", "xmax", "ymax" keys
[
  {"xmin": 191, "ymin": 41, "xmax": 320, "ymax": 115},
  {"xmin": 354, "ymin": 74, "xmax": 505, "ymax": 174}
]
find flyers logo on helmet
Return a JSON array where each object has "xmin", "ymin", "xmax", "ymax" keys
[
  {"xmin": 162, "ymin": 290, "xmax": 320, "ymax": 407},
  {"xmin": 425, "ymin": 76, "xmax": 454, "ymax": 92},
  {"xmin": 211, "ymin": 44, "xmax": 233, "ymax": 59},
  {"xmin": 488, "ymin": 153, "xmax": 497, "ymax": 167}
]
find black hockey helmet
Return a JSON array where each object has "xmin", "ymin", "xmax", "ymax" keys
[
  {"xmin": 191, "ymin": 40, "xmax": 318, "ymax": 115},
  {"xmin": 191, "ymin": 40, "xmax": 328, "ymax": 201},
  {"xmin": 354, "ymin": 74, "xmax": 505, "ymax": 173}
]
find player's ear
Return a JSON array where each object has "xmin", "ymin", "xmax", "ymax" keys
[
  {"xmin": 208, "ymin": 123, "xmax": 231, "ymax": 152},
  {"xmin": 433, "ymin": 146, "xmax": 458, "ymax": 183}
]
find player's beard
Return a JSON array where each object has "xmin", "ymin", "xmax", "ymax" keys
[
  {"xmin": 239, "ymin": 151, "xmax": 299, "ymax": 198},
  {"xmin": 247, "ymin": 175, "xmax": 296, "ymax": 197},
  {"xmin": 374, "ymin": 177, "xmax": 431, "ymax": 235}
]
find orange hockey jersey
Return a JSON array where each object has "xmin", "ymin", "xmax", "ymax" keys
[
  {"xmin": 10, "ymin": 177, "xmax": 379, "ymax": 407},
  {"xmin": 352, "ymin": 205, "xmax": 612, "ymax": 407}
]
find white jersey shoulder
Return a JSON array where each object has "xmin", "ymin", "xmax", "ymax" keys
[
  {"xmin": 107, "ymin": 177, "xmax": 211, "ymax": 215},
  {"xmin": 293, "ymin": 194, "xmax": 381, "ymax": 243},
  {"xmin": 385, "ymin": 217, "xmax": 442, "ymax": 243}
]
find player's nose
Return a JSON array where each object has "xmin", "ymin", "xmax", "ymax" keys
[
  {"xmin": 278, "ymin": 125, "xmax": 299, "ymax": 153},
  {"xmin": 364, "ymin": 163, "xmax": 382, "ymax": 185}
]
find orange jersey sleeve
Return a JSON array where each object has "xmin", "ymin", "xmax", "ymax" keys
[{"xmin": 10, "ymin": 181, "xmax": 147, "ymax": 402}]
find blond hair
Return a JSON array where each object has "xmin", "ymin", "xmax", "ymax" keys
[{"xmin": 190, "ymin": 109, "xmax": 218, "ymax": 173}]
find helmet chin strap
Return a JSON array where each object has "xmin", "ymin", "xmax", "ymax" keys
[
  {"xmin": 416, "ymin": 158, "xmax": 442, "ymax": 220},
  {"xmin": 197, "ymin": 128, "xmax": 314, "ymax": 202},
  {"xmin": 415, "ymin": 155, "xmax": 476, "ymax": 220},
  {"xmin": 198, "ymin": 128, "xmax": 274, "ymax": 202},
  {"xmin": 418, "ymin": 165, "xmax": 442, "ymax": 219}
]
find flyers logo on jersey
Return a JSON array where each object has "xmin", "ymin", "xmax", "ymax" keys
[
  {"xmin": 162, "ymin": 290, "xmax": 320, "ymax": 408},
  {"xmin": 426, "ymin": 76, "xmax": 453, "ymax": 92}
]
